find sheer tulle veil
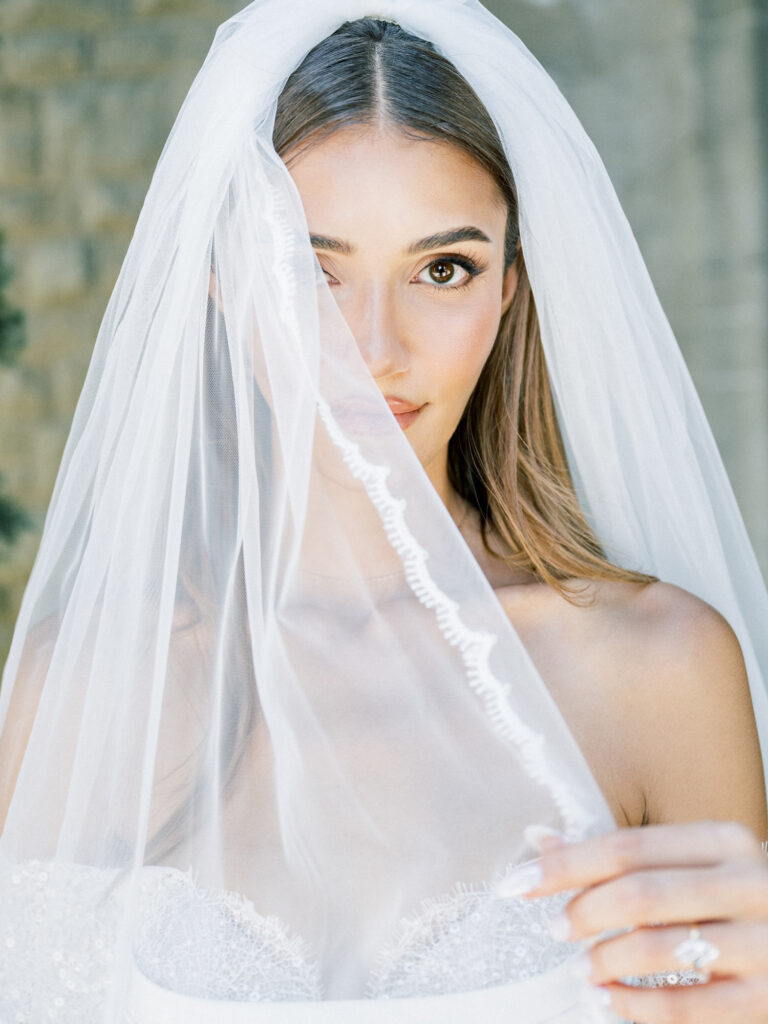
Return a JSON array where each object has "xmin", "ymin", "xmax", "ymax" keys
[{"xmin": 0, "ymin": 0, "xmax": 766, "ymax": 1020}]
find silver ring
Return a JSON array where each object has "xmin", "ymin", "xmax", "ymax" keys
[{"xmin": 673, "ymin": 925, "xmax": 720, "ymax": 979}]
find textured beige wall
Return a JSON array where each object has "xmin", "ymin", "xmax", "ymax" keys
[
  {"xmin": 0, "ymin": 0, "xmax": 243, "ymax": 660},
  {"xmin": 1, "ymin": 1, "xmax": 766, "ymax": 667}
]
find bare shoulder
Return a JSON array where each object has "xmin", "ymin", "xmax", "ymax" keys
[
  {"xmin": 609, "ymin": 578, "xmax": 742, "ymax": 661},
  {"xmin": 499, "ymin": 573, "xmax": 747, "ymax": 677},
  {"xmin": 497, "ymin": 576, "xmax": 746, "ymax": 705},
  {"xmin": 495, "ymin": 575, "xmax": 731, "ymax": 659},
  {"xmin": 556, "ymin": 577, "xmax": 755, "ymax": 731},
  {"xmin": 591, "ymin": 579, "xmax": 765, "ymax": 835},
  {"xmin": 496, "ymin": 577, "xmax": 767, "ymax": 836}
]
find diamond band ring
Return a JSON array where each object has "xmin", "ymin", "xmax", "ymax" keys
[{"xmin": 673, "ymin": 925, "xmax": 720, "ymax": 980}]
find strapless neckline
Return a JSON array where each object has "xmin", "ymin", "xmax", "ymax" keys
[
  {"xmin": 0, "ymin": 857, "xmax": 698, "ymax": 1022},
  {"xmin": 132, "ymin": 863, "xmax": 575, "ymax": 1001}
]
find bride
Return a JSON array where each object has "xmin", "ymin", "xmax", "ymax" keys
[{"xmin": 1, "ymin": 2, "xmax": 767, "ymax": 1022}]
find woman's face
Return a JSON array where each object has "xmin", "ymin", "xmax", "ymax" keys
[{"xmin": 286, "ymin": 126, "xmax": 518, "ymax": 499}]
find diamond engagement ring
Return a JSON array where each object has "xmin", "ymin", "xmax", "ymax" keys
[{"xmin": 673, "ymin": 925, "xmax": 720, "ymax": 981}]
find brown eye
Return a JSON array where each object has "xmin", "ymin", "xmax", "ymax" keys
[
  {"xmin": 416, "ymin": 255, "xmax": 481, "ymax": 291},
  {"xmin": 429, "ymin": 260, "xmax": 455, "ymax": 284}
]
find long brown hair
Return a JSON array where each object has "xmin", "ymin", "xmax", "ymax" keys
[{"xmin": 274, "ymin": 16, "xmax": 656, "ymax": 602}]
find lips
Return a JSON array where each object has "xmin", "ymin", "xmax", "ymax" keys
[
  {"xmin": 327, "ymin": 395, "xmax": 425, "ymax": 435},
  {"xmin": 384, "ymin": 398, "xmax": 421, "ymax": 414},
  {"xmin": 385, "ymin": 397, "xmax": 425, "ymax": 430}
]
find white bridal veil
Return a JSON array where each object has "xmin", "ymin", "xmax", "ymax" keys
[{"xmin": 1, "ymin": 0, "xmax": 766, "ymax": 1021}]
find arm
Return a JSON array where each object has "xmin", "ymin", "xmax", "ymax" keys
[
  {"xmin": 628, "ymin": 581, "xmax": 766, "ymax": 838},
  {"xmin": 521, "ymin": 583, "xmax": 768, "ymax": 1023}
]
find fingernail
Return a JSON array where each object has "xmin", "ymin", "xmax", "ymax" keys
[
  {"xmin": 495, "ymin": 860, "xmax": 543, "ymax": 898},
  {"xmin": 549, "ymin": 912, "xmax": 572, "ymax": 941},
  {"xmin": 568, "ymin": 952, "xmax": 593, "ymax": 983},
  {"xmin": 524, "ymin": 825, "xmax": 564, "ymax": 853}
]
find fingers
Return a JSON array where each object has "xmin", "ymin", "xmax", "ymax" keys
[
  {"xmin": 582, "ymin": 921, "xmax": 768, "ymax": 984},
  {"xmin": 600, "ymin": 976, "xmax": 768, "ymax": 1024},
  {"xmin": 527, "ymin": 822, "xmax": 763, "ymax": 899},
  {"xmin": 557, "ymin": 861, "xmax": 768, "ymax": 939},
  {"xmin": 515, "ymin": 824, "xmax": 768, "ymax": 1021}
]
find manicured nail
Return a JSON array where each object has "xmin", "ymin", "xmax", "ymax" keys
[
  {"xmin": 524, "ymin": 825, "xmax": 564, "ymax": 853},
  {"xmin": 495, "ymin": 860, "xmax": 543, "ymax": 898},
  {"xmin": 568, "ymin": 951, "xmax": 593, "ymax": 983},
  {"xmin": 549, "ymin": 912, "xmax": 572, "ymax": 941}
]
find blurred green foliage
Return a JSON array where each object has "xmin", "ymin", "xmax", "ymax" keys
[{"xmin": 0, "ymin": 232, "xmax": 32, "ymax": 546}]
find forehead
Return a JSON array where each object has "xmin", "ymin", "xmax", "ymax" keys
[{"xmin": 284, "ymin": 126, "xmax": 507, "ymax": 239}]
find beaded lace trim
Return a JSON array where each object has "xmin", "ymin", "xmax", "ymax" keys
[
  {"xmin": 367, "ymin": 875, "xmax": 574, "ymax": 998},
  {"xmin": 134, "ymin": 867, "xmax": 323, "ymax": 1001},
  {"xmin": 317, "ymin": 395, "xmax": 590, "ymax": 839},
  {"xmin": 262, "ymin": 160, "xmax": 590, "ymax": 838}
]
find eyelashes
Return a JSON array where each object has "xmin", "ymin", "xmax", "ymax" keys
[
  {"xmin": 419, "ymin": 252, "xmax": 487, "ymax": 292},
  {"xmin": 319, "ymin": 251, "xmax": 488, "ymax": 293}
]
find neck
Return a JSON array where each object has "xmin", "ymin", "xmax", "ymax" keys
[{"xmin": 423, "ymin": 444, "xmax": 467, "ymax": 527}]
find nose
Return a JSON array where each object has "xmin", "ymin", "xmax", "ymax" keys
[{"xmin": 340, "ymin": 281, "xmax": 408, "ymax": 381}]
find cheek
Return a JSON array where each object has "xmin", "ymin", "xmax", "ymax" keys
[{"xmin": 419, "ymin": 296, "xmax": 501, "ymax": 394}]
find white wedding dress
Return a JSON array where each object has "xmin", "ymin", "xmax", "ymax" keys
[{"xmin": 1, "ymin": 858, "xmax": 690, "ymax": 1023}]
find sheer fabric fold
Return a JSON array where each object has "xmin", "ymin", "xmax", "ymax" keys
[{"xmin": 0, "ymin": 1, "xmax": 765, "ymax": 1021}]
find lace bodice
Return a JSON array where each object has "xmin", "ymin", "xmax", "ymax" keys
[
  {"xmin": 0, "ymin": 859, "xmax": 577, "ymax": 1021},
  {"xmin": 134, "ymin": 866, "xmax": 574, "ymax": 1002},
  {"xmin": 133, "ymin": 867, "xmax": 325, "ymax": 1002},
  {"xmin": 0, "ymin": 858, "xmax": 697, "ymax": 1022}
]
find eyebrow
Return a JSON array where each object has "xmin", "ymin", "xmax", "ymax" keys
[{"xmin": 308, "ymin": 226, "xmax": 492, "ymax": 256}]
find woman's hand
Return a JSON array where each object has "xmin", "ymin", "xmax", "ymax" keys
[{"xmin": 526, "ymin": 821, "xmax": 768, "ymax": 1023}]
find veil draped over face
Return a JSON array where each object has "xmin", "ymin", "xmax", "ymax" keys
[{"xmin": 0, "ymin": 1, "xmax": 766, "ymax": 1021}]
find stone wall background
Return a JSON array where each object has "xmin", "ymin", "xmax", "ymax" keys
[
  {"xmin": 1, "ymin": 0, "xmax": 766, "ymax": 666},
  {"xmin": 488, "ymin": 0, "xmax": 768, "ymax": 575},
  {"xmin": 0, "ymin": 0, "xmax": 244, "ymax": 661}
]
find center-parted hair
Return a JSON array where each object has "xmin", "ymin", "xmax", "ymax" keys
[{"xmin": 274, "ymin": 18, "xmax": 656, "ymax": 600}]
